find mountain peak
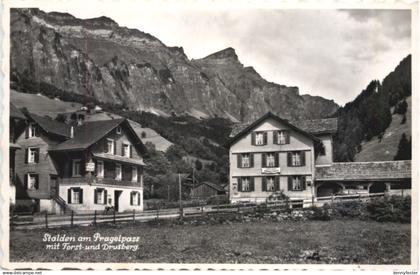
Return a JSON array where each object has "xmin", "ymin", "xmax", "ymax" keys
[{"xmin": 203, "ymin": 47, "xmax": 238, "ymax": 60}]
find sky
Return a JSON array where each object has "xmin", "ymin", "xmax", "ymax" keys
[{"xmin": 37, "ymin": 3, "xmax": 412, "ymax": 106}]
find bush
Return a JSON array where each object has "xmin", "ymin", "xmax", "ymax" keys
[
  {"xmin": 308, "ymin": 204, "xmax": 331, "ymax": 221},
  {"xmin": 366, "ymin": 196, "xmax": 411, "ymax": 223},
  {"xmin": 332, "ymin": 200, "xmax": 364, "ymax": 218}
]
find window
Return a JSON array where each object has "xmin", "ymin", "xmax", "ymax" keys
[
  {"xmin": 116, "ymin": 126, "xmax": 122, "ymax": 134},
  {"xmin": 72, "ymin": 159, "xmax": 81, "ymax": 177},
  {"xmin": 27, "ymin": 148, "xmax": 39, "ymax": 163},
  {"xmin": 242, "ymin": 177, "xmax": 250, "ymax": 191},
  {"xmin": 115, "ymin": 164, "xmax": 122, "ymax": 181},
  {"xmin": 292, "ymin": 176, "xmax": 303, "ymax": 191},
  {"xmin": 27, "ymin": 123, "xmax": 37, "ymax": 138},
  {"xmin": 123, "ymin": 143, "xmax": 130, "ymax": 157},
  {"xmin": 275, "ymin": 130, "xmax": 289, "ymax": 145},
  {"xmin": 96, "ymin": 161, "xmax": 104, "ymax": 178},
  {"xmin": 255, "ymin": 132, "xmax": 264, "ymax": 145},
  {"xmin": 132, "ymin": 166, "xmax": 138, "ymax": 182},
  {"xmin": 266, "ymin": 177, "xmax": 275, "ymax": 191},
  {"xmin": 288, "ymin": 151, "xmax": 305, "ymax": 167},
  {"xmin": 106, "ymin": 139, "xmax": 114, "ymax": 154},
  {"xmin": 68, "ymin": 188, "xmax": 83, "ymax": 204},
  {"xmin": 131, "ymin": 192, "xmax": 141, "ymax": 206},
  {"xmin": 266, "ymin": 153, "xmax": 276, "ymax": 167},
  {"xmin": 26, "ymin": 173, "xmax": 38, "ymax": 190},
  {"xmin": 94, "ymin": 188, "xmax": 106, "ymax": 205},
  {"xmin": 241, "ymin": 154, "xmax": 250, "ymax": 168}
]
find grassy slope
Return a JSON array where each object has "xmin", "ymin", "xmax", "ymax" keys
[
  {"xmin": 354, "ymin": 96, "xmax": 411, "ymax": 161},
  {"xmin": 10, "ymin": 220, "xmax": 410, "ymax": 264}
]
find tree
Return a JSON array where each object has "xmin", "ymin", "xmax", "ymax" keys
[
  {"xmin": 394, "ymin": 133, "xmax": 411, "ymax": 160},
  {"xmin": 165, "ymin": 144, "xmax": 187, "ymax": 162},
  {"xmin": 195, "ymin": 159, "xmax": 203, "ymax": 171}
]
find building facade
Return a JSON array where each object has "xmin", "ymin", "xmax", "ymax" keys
[
  {"xmin": 228, "ymin": 112, "xmax": 411, "ymax": 204},
  {"xmin": 13, "ymin": 112, "xmax": 146, "ymax": 213}
]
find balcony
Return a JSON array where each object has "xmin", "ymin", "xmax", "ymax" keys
[{"xmin": 60, "ymin": 176, "xmax": 142, "ymax": 188}]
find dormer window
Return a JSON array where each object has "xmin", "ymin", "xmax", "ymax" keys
[
  {"xmin": 116, "ymin": 126, "xmax": 122, "ymax": 135},
  {"xmin": 27, "ymin": 123, "xmax": 38, "ymax": 139}
]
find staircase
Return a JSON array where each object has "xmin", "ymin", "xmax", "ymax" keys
[{"xmin": 52, "ymin": 195, "xmax": 69, "ymax": 214}]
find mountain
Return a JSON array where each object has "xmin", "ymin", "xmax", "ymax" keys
[
  {"xmin": 334, "ymin": 55, "xmax": 411, "ymax": 162},
  {"xmin": 10, "ymin": 8, "xmax": 338, "ymax": 123}
]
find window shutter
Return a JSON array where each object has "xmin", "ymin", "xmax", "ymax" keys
[
  {"xmin": 79, "ymin": 189, "xmax": 83, "ymax": 204},
  {"xmin": 24, "ymin": 173, "xmax": 28, "ymax": 189},
  {"xmin": 301, "ymin": 177, "xmax": 306, "ymax": 190},
  {"xmin": 34, "ymin": 148, "xmax": 40, "ymax": 163},
  {"xmin": 237, "ymin": 154, "xmax": 242, "ymax": 168},
  {"xmin": 250, "ymin": 177, "xmax": 255, "ymax": 191},
  {"xmin": 262, "ymin": 177, "xmax": 267, "ymax": 191},
  {"xmin": 104, "ymin": 190, "xmax": 108, "ymax": 205},
  {"xmin": 129, "ymin": 145, "xmax": 133, "ymax": 158},
  {"xmin": 94, "ymin": 189, "xmax": 98, "ymax": 204},
  {"xmin": 25, "ymin": 127, "xmax": 29, "ymax": 139},
  {"xmin": 130, "ymin": 192, "xmax": 133, "ymax": 205},
  {"xmin": 34, "ymin": 174, "xmax": 39, "ymax": 189},
  {"xmin": 275, "ymin": 176, "xmax": 280, "ymax": 191},
  {"xmin": 104, "ymin": 140, "xmax": 108, "ymax": 153},
  {"xmin": 251, "ymin": 133, "xmax": 256, "ymax": 145},
  {"xmin": 300, "ymin": 151, "xmax": 306, "ymax": 166},
  {"xmin": 121, "ymin": 144, "xmax": 124, "ymax": 156},
  {"xmin": 25, "ymin": 148, "xmax": 28, "ymax": 164},
  {"xmin": 68, "ymin": 189, "xmax": 72, "ymax": 203},
  {"xmin": 285, "ymin": 131, "xmax": 290, "ymax": 144},
  {"xmin": 263, "ymin": 132, "xmax": 268, "ymax": 145},
  {"xmin": 35, "ymin": 125, "xmax": 40, "ymax": 137},
  {"xmin": 114, "ymin": 141, "xmax": 117, "ymax": 155},
  {"xmin": 262, "ymin": 153, "xmax": 267, "ymax": 168},
  {"xmin": 273, "ymin": 131, "xmax": 278, "ymax": 144},
  {"xmin": 238, "ymin": 178, "xmax": 242, "ymax": 192},
  {"xmin": 275, "ymin": 152, "xmax": 279, "ymax": 167},
  {"xmin": 250, "ymin": 154, "xmax": 254, "ymax": 167},
  {"xmin": 287, "ymin": 176, "xmax": 292, "ymax": 191},
  {"xmin": 137, "ymin": 193, "xmax": 141, "ymax": 206},
  {"xmin": 287, "ymin": 152, "xmax": 292, "ymax": 167},
  {"xmin": 81, "ymin": 160, "xmax": 86, "ymax": 176}
]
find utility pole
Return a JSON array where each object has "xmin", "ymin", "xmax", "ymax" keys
[{"xmin": 179, "ymin": 173, "xmax": 183, "ymax": 220}]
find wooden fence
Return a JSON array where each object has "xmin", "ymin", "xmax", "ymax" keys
[{"xmin": 10, "ymin": 192, "xmax": 387, "ymax": 230}]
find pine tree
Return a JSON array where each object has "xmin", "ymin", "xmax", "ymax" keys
[{"xmin": 394, "ymin": 133, "xmax": 411, "ymax": 160}]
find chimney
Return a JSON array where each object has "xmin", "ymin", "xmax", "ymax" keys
[{"xmin": 70, "ymin": 126, "xmax": 74, "ymax": 138}]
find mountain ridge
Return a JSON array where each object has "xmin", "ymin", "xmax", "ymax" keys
[{"xmin": 10, "ymin": 8, "xmax": 339, "ymax": 123}]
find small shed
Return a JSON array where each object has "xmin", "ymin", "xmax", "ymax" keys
[{"xmin": 190, "ymin": 181, "xmax": 226, "ymax": 199}]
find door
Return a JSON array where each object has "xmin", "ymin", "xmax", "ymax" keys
[{"xmin": 114, "ymin": 190, "xmax": 122, "ymax": 212}]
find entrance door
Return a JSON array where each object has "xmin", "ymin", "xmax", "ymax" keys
[{"xmin": 114, "ymin": 190, "xmax": 122, "ymax": 212}]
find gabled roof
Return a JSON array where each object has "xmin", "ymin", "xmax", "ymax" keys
[
  {"xmin": 229, "ymin": 116, "xmax": 338, "ymax": 138},
  {"xmin": 193, "ymin": 181, "xmax": 226, "ymax": 192},
  {"xmin": 49, "ymin": 119, "xmax": 146, "ymax": 153},
  {"xmin": 315, "ymin": 160, "xmax": 411, "ymax": 181},
  {"xmin": 292, "ymin": 118, "xmax": 338, "ymax": 135},
  {"xmin": 27, "ymin": 112, "xmax": 71, "ymax": 138},
  {"xmin": 10, "ymin": 103, "xmax": 26, "ymax": 120},
  {"xmin": 226, "ymin": 112, "xmax": 320, "ymax": 147}
]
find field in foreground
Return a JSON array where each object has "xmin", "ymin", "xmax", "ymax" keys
[{"xmin": 10, "ymin": 220, "xmax": 410, "ymax": 264}]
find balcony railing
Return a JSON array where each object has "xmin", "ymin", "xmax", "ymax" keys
[{"xmin": 60, "ymin": 176, "xmax": 142, "ymax": 188}]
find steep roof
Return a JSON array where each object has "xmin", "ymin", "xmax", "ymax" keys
[
  {"xmin": 315, "ymin": 160, "xmax": 411, "ymax": 181},
  {"xmin": 226, "ymin": 112, "xmax": 320, "ymax": 147},
  {"xmin": 27, "ymin": 112, "xmax": 71, "ymax": 138},
  {"xmin": 10, "ymin": 103, "xmax": 26, "ymax": 119},
  {"xmin": 229, "ymin": 116, "xmax": 338, "ymax": 138},
  {"xmin": 292, "ymin": 118, "xmax": 338, "ymax": 135},
  {"xmin": 193, "ymin": 181, "xmax": 226, "ymax": 192},
  {"xmin": 50, "ymin": 119, "xmax": 146, "ymax": 153}
]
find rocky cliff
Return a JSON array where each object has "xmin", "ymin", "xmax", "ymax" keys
[{"xmin": 10, "ymin": 8, "xmax": 338, "ymax": 122}]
